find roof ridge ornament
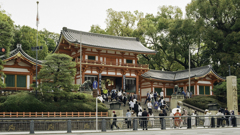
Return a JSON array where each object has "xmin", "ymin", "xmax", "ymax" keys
[{"xmin": 17, "ymin": 44, "xmax": 22, "ymax": 48}]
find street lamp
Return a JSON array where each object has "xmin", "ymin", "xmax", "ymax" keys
[{"xmin": 188, "ymin": 47, "xmax": 196, "ymax": 97}]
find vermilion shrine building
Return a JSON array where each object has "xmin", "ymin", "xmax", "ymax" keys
[
  {"xmin": 0, "ymin": 27, "xmax": 225, "ymax": 100},
  {"xmin": 52, "ymin": 27, "xmax": 225, "ymax": 100}
]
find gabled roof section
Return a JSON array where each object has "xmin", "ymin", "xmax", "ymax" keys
[
  {"xmin": 142, "ymin": 65, "xmax": 225, "ymax": 81},
  {"xmin": 53, "ymin": 27, "xmax": 156, "ymax": 54},
  {"xmin": 0, "ymin": 44, "xmax": 42, "ymax": 65}
]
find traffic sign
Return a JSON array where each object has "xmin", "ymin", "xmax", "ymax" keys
[{"xmin": 93, "ymin": 80, "xmax": 98, "ymax": 89}]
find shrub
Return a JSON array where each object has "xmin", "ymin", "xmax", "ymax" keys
[
  {"xmin": 183, "ymin": 95, "xmax": 226, "ymax": 110},
  {"xmin": 0, "ymin": 92, "xmax": 108, "ymax": 112}
]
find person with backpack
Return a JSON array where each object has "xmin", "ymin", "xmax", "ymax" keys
[{"xmin": 154, "ymin": 100, "xmax": 159, "ymax": 112}]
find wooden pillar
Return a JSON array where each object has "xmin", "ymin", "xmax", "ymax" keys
[
  {"xmin": 136, "ymin": 75, "xmax": 139, "ymax": 95},
  {"xmin": 163, "ymin": 83, "xmax": 166, "ymax": 98},
  {"xmin": 194, "ymin": 81, "xmax": 198, "ymax": 95},
  {"xmin": 150, "ymin": 81, "xmax": 153, "ymax": 92}
]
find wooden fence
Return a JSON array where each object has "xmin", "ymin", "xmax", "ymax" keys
[{"xmin": 0, "ymin": 112, "xmax": 108, "ymax": 118}]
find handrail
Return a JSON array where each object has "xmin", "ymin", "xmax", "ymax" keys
[
  {"xmin": 78, "ymin": 59, "xmax": 149, "ymax": 68},
  {"xmin": 0, "ymin": 112, "xmax": 108, "ymax": 118},
  {"xmin": 0, "ymin": 115, "xmax": 238, "ymax": 120},
  {"xmin": 181, "ymin": 102, "xmax": 205, "ymax": 113}
]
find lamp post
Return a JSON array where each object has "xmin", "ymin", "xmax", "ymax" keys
[{"xmin": 189, "ymin": 46, "xmax": 190, "ymax": 97}]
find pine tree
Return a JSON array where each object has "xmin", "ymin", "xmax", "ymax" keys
[{"xmin": 37, "ymin": 53, "xmax": 79, "ymax": 92}]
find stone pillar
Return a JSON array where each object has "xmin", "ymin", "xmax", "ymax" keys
[{"xmin": 226, "ymin": 76, "xmax": 238, "ymax": 114}]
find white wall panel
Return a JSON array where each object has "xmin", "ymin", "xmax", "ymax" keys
[
  {"xmin": 3, "ymin": 68, "xmax": 29, "ymax": 72},
  {"xmin": 141, "ymin": 88, "xmax": 151, "ymax": 96},
  {"xmin": 5, "ymin": 60, "xmax": 14, "ymax": 65},
  {"xmin": 27, "ymin": 75, "xmax": 30, "ymax": 89},
  {"xmin": 198, "ymin": 81, "xmax": 211, "ymax": 84}
]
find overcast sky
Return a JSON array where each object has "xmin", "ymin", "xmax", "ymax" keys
[{"xmin": 0, "ymin": 0, "xmax": 192, "ymax": 34}]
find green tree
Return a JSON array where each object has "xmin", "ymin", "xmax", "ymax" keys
[
  {"xmin": 137, "ymin": 6, "xmax": 205, "ymax": 71},
  {"xmin": 39, "ymin": 28, "xmax": 59, "ymax": 52},
  {"xmin": 37, "ymin": 53, "xmax": 79, "ymax": 93},
  {"xmin": 212, "ymin": 78, "xmax": 240, "ymax": 111},
  {"xmin": 186, "ymin": 0, "xmax": 240, "ymax": 77},
  {"xmin": 13, "ymin": 25, "xmax": 48, "ymax": 60},
  {"xmin": 90, "ymin": 8, "xmax": 143, "ymax": 37},
  {"xmin": 0, "ymin": 6, "xmax": 14, "ymax": 88}
]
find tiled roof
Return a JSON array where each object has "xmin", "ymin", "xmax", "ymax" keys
[
  {"xmin": 53, "ymin": 27, "xmax": 156, "ymax": 54},
  {"xmin": 142, "ymin": 65, "xmax": 225, "ymax": 81},
  {"xmin": 0, "ymin": 44, "xmax": 42, "ymax": 65}
]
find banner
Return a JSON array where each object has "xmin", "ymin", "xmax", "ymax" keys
[
  {"xmin": 99, "ymin": 73, "xmax": 101, "ymax": 88},
  {"xmin": 123, "ymin": 75, "xmax": 126, "ymax": 90}
]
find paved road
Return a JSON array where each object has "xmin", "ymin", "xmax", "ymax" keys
[{"xmin": 0, "ymin": 128, "xmax": 240, "ymax": 135}]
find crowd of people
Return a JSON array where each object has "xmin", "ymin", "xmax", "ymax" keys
[{"xmin": 101, "ymin": 89, "xmax": 236, "ymax": 129}]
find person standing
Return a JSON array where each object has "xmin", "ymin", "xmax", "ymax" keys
[
  {"xmin": 182, "ymin": 108, "xmax": 188, "ymax": 124},
  {"xmin": 204, "ymin": 109, "xmax": 211, "ymax": 128},
  {"xmin": 138, "ymin": 103, "xmax": 142, "ymax": 112},
  {"xmin": 111, "ymin": 111, "xmax": 119, "ymax": 130},
  {"xmin": 129, "ymin": 100, "xmax": 134, "ymax": 110},
  {"xmin": 159, "ymin": 110, "xmax": 165, "ymax": 128},
  {"xmin": 142, "ymin": 108, "xmax": 148, "ymax": 130},
  {"xmin": 162, "ymin": 106, "xmax": 167, "ymax": 116},
  {"xmin": 149, "ymin": 112, "xmax": 154, "ymax": 127},
  {"xmin": 145, "ymin": 91, "xmax": 150, "ymax": 104},
  {"xmin": 224, "ymin": 107, "xmax": 230, "ymax": 126},
  {"xmin": 118, "ymin": 90, "xmax": 122, "ymax": 102},
  {"xmin": 216, "ymin": 109, "xmax": 224, "ymax": 127},
  {"xmin": 161, "ymin": 98, "xmax": 166, "ymax": 109},
  {"xmin": 154, "ymin": 91, "xmax": 158, "ymax": 102},
  {"xmin": 134, "ymin": 101, "xmax": 139, "ymax": 117},
  {"xmin": 169, "ymin": 111, "xmax": 174, "ymax": 128},
  {"xmin": 154, "ymin": 100, "xmax": 159, "ymax": 112},
  {"xmin": 160, "ymin": 90, "xmax": 164, "ymax": 99},
  {"xmin": 138, "ymin": 109, "xmax": 143, "ymax": 127},
  {"xmin": 174, "ymin": 109, "xmax": 182, "ymax": 128},
  {"xmin": 147, "ymin": 100, "xmax": 153, "ymax": 114},
  {"xmin": 122, "ymin": 94, "xmax": 127, "ymax": 106},
  {"xmin": 191, "ymin": 110, "xmax": 196, "ymax": 127},
  {"xmin": 126, "ymin": 109, "xmax": 132, "ymax": 129}
]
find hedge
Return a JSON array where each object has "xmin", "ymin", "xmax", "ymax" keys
[{"xmin": 0, "ymin": 92, "xmax": 108, "ymax": 112}]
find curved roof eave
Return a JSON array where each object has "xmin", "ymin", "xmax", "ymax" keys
[
  {"xmin": 57, "ymin": 27, "xmax": 157, "ymax": 54},
  {"xmin": 0, "ymin": 44, "xmax": 42, "ymax": 65}
]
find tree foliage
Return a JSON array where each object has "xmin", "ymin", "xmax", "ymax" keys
[
  {"xmin": 212, "ymin": 78, "xmax": 240, "ymax": 111},
  {"xmin": 0, "ymin": 6, "xmax": 14, "ymax": 88},
  {"xmin": 186, "ymin": 0, "xmax": 240, "ymax": 77},
  {"xmin": 13, "ymin": 25, "xmax": 58, "ymax": 60},
  {"xmin": 37, "ymin": 53, "xmax": 79, "ymax": 92}
]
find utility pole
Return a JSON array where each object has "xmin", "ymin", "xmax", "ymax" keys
[
  {"xmin": 36, "ymin": 1, "xmax": 39, "ymax": 97},
  {"xmin": 80, "ymin": 32, "xmax": 82, "ymax": 85}
]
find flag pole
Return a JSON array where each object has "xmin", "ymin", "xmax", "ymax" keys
[{"xmin": 36, "ymin": 1, "xmax": 39, "ymax": 97}]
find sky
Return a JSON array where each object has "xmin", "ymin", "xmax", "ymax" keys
[{"xmin": 0, "ymin": 0, "xmax": 192, "ymax": 34}]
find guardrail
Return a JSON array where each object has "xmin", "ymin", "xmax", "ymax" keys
[
  {"xmin": 0, "ymin": 115, "xmax": 239, "ymax": 134},
  {"xmin": 182, "ymin": 102, "xmax": 205, "ymax": 113},
  {"xmin": 0, "ymin": 112, "xmax": 108, "ymax": 118}
]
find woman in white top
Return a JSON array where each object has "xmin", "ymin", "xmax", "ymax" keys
[
  {"xmin": 149, "ymin": 112, "xmax": 155, "ymax": 126},
  {"xmin": 169, "ymin": 112, "xmax": 174, "ymax": 128},
  {"xmin": 138, "ymin": 103, "xmax": 142, "ymax": 112},
  {"xmin": 191, "ymin": 110, "xmax": 196, "ymax": 126},
  {"xmin": 150, "ymin": 92, "xmax": 154, "ymax": 102},
  {"xmin": 204, "ymin": 109, "xmax": 211, "ymax": 128},
  {"xmin": 129, "ymin": 100, "xmax": 135, "ymax": 110}
]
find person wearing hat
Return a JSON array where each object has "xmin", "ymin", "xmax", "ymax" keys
[
  {"xmin": 191, "ymin": 110, "xmax": 196, "ymax": 127},
  {"xmin": 174, "ymin": 109, "xmax": 182, "ymax": 128},
  {"xmin": 204, "ymin": 109, "xmax": 211, "ymax": 128},
  {"xmin": 111, "ymin": 111, "xmax": 119, "ymax": 130}
]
